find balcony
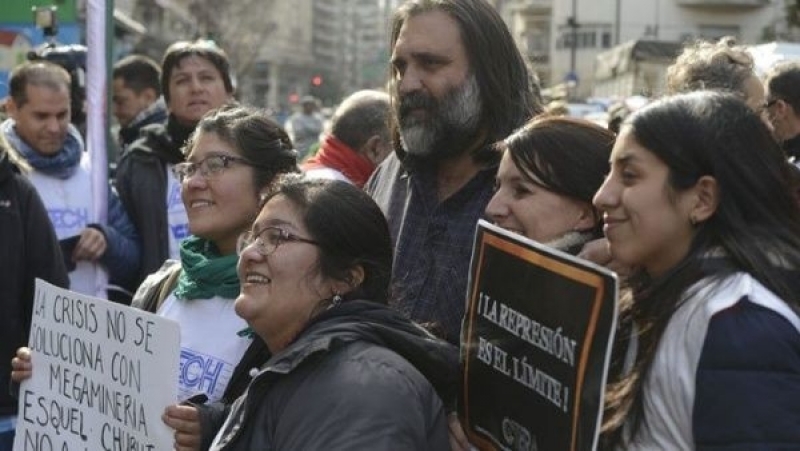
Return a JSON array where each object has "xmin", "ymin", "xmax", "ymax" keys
[{"xmin": 677, "ymin": 0, "xmax": 770, "ymax": 10}]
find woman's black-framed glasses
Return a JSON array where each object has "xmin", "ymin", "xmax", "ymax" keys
[
  {"xmin": 237, "ymin": 227, "xmax": 319, "ymax": 256},
  {"xmin": 172, "ymin": 155, "xmax": 256, "ymax": 183}
]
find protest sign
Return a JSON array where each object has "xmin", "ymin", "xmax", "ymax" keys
[
  {"xmin": 460, "ymin": 220, "xmax": 618, "ymax": 451},
  {"xmin": 14, "ymin": 279, "xmax": 180, "ymax": 451}
]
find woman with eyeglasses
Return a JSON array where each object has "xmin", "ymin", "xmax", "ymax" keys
[
  {"xmin": 188, "ymin": 174, "xmax": 457, "ymax": 450},
  {"xmin": 12, "ymin": 105, "xmax": 299, "ymax": 450},
  {"xmin": 116, "ymin": 40, "xmax": 238, "ymax": 288}
]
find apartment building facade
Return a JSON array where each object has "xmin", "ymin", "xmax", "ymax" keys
[
  {"xmin": 496, "ymin": 0, "xmax": 788, "ymax": 98},
  {"xmin": 129, "ymin": 0, "xmax": 390, "ymax": 108}
]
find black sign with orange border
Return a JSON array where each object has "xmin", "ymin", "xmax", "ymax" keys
[{"xmin": 459, "ymin": 220, "xmax": 618, "ymax": 451}]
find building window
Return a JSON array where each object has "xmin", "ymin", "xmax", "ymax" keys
[
  {"xmin": 525, "ymin": 32, "xmax": 549, "ymax": 53},
  {"xmin": 601, "ymin": 31, "xmax": 612, "ymax": 49},
  {"xmin": 561, "ymin": 33, "xmax": 575, "ymax": 49},
  {"xmin": 579, "ymin": 32, "xmax": 596, "ymax": 47},
  {"xmin": 556, "ymin": 23, "xmax": 612, "ymax": 50}
]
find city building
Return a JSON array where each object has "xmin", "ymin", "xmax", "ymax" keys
[
  {"xmin": 492, "ymin": 0, "xmax": 553, "ymax": 87},
  {"xmin": 496, "ymin": 0, "xmax": 791, "ymax": 99},
  {"xmin": 245, "ymin": 1, "xmax": 315, "ymax": 109},
  {"xmin": 128, "ymin": 0, "xmax": 390, "ymax": 109},
  {"xmin": 593, "ymin": 39, "xmax": 682, "ymax": 98},
  {"xmin": 311, "ymin": 0, "xmax": 389, "ymax": 104},
  {"xmin": 131, "ymin": 0, "xmax": 196, "ymax": 60}
]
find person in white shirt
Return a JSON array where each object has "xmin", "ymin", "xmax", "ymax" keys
[
  {"xmin": 285, "ymin": 96, "xmax": 323, "ymax": 159},
  {"xmin": 2, "ymin": 61, "xmax": 140, "ymax": 300}
]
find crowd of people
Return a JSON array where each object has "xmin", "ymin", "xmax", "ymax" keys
[{"xmin": 3, "ymin": 0, "xmax": 800, "ymax": 450}]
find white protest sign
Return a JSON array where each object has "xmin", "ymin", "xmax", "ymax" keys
[{"xmin": 14, "ymin": 279, "xmax": 180, "ymax": 451}]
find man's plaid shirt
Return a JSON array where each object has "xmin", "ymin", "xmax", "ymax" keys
[{"xmin": 367, "ymin": 152, "xmax": 496, "ymax": 344}]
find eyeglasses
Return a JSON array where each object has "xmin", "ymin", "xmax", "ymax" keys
[
  {"xmin": 172, "ymin": 155, "xmax": 255, "ymax": 183},
  {"xmin": 237, "ymin": 226, "xmax": 319, "ymax": 256}
]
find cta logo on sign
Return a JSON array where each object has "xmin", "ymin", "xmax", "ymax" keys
[{"xmin": 502, "ymin": 417, "xmax": 537, "ymax": 451}]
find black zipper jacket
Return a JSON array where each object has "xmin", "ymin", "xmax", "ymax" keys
[{"xmin": 0, "ymin": 152, "xmax": 69, "ymax": 416}]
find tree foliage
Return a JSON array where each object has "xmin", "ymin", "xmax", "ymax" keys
[{"xmin": 188, "ymin": 0, "xmax": 277, "ymax": 78}]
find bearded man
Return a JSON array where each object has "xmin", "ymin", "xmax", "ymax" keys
[{"xmin": 366, "ymin": 0, "xmax": 542, "ymax": 344}]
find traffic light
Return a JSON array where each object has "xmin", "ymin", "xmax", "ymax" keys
[{"xmin": 311, "ymin": 75, "xmax": 323, "ymax": 87}]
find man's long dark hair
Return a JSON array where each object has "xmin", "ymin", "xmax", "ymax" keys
[{"xmin": 388, "ymin": 0, "xmax": 543, "ymax": 163}]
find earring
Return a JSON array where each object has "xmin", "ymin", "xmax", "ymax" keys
[{"xmin": 331, "ymin": 293, "xmax": 343, "ymax": 307}]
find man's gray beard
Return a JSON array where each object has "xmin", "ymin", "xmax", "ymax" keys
[{"xmin": 399, "ymin": 74, "xmax": 482, "ymax": 161}]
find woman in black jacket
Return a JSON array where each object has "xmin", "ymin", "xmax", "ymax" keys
[
  {"xmin": 0, "ymin": 135, "xmax": 69, "ymax": 448},
  {"xmin": 164, "ymin": 176, "xmax": 458, "ymax": 451}
]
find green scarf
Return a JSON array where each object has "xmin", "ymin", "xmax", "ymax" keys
[{"xmin": 174, "ymin": 236, "xmax": 241, "ymax": 300}]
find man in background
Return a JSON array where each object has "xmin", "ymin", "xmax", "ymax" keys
[
  {"xmin": 2, "ymin": 61, "xmax": 140, "ymax": 300},
  {"xmin": 112, "ymin": 54, "xmax": 167, "ymax": 151},
  {"xmin": 366, "ymin": 0, "xmax": 542, "ymax": 344},
  {"xmin": 303, "ymin": 89, "xmax": 391, "ymax": 187},
  {"xmin": 764, "ymin": 61, "xmax": 800, "ymax": 167},
  {"xmin": 286, "ymin": 95, "xmax": 324, "ymax": 159}
]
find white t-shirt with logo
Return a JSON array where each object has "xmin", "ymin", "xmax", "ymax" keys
[
  {"xmin": 158, "ymin": 293, "xmax": 252, "ymax": 402},
  {"xmin": 29, "ymin": 152, "xmax": 102, "ymax": 297},
  {"xmin": 165, "ymin": 164, "xmax": 190, "ymax": 260}
]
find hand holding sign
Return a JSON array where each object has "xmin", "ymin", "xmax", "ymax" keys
[
  {"xmin": 162, "ymin": 404, "xmax": 202, "ymax": 451},
  {"xmin": 448, "ymin": 413, "xmax": 471, "ymax": 451},
  {"xmin": 459, "ymin": 221, "xmax": 618, "ymax": 451},
  {"xmin": 11, "ymin": 348, "xmax": 33, "ymax": 384}
]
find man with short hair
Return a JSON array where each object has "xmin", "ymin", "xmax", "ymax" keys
[
  {"xmin": 366, "ymin": 0, "xmax": 542, "ymax": 344},
  {"xmin": 303, "ymin": 89, "xmax": 391, "ymax": 187},
  {"xmin": 1, "ymin": 61, "xmax": 141, "ymax": 300},
  {"xmin": 112, "ymin": 54, "xmax": 167, "ymax": 150},
  {"xmin": 764, "ymin": 61, "xmax": 800, "ymax": 167}
]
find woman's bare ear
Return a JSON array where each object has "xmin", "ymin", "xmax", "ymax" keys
[
  {"xmin": 690, "ymin": 175, "xmax": 719, "ymax": 224},
  {"xmin": 573, "ymin": 202, "xmax": 598, "ymax": 232},
  {"xmin": 347, "ymin": 265, "xmax": 365, "ymax": 290},
  {"xmin": 333, "ymin": 265, "xmax": 365, "ymax": 295}
]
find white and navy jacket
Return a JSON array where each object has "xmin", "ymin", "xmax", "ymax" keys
[{"xmin": 625, "ymin": 272, "xmax": 800, "ymax": 450}]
